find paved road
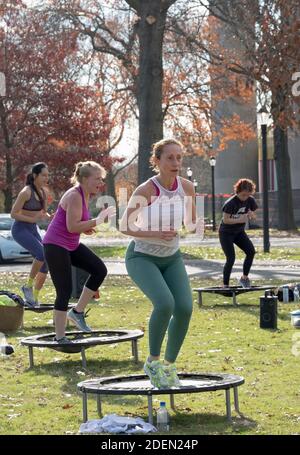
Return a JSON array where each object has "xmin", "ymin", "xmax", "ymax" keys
[
  {"xmin": 1, "ymin": 256, "xmax": 299, "ymax": 282},
  {"xmin": 1, "ymin": 235, "xmax": 300, "ymax": 281},
  {"xmin": 82, "ymin": 235, "xmax": 300, "ymax": 248}
]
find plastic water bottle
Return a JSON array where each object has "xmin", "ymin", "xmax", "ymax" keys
[
  {"xmin": 282, "ymin": 286, "xmax": 289, "ymax": 303},
  {"xmin": 293, "ymin": 286, "xmax": 300, "ymax": 303},
  {"xmin": 0, "ymin": 333, "xmax": 14, "ymax": 357},
  {"xmin": 156, "ymin": 402, "xmax": 170, "ymax": 432},
  {"xmin": 1, "ymin": 344, "xmax": 14, "ymax": 356}
]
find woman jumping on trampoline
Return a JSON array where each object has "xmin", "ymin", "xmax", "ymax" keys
[
  {"xmin": 43, "ymin": 161, "xmax": 115, "ymax": 343},
  {"xmin": 11, "ymin": 162, "xmax": 52, "ymax": 307},
  {"xmin": 219, "ymin": 178, "xmax": 258, "ymax": 288},
  {"xmin": 120, "ymin": 138, "xmax": 199, "ymax": 389}
]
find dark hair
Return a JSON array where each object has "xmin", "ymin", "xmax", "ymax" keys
[
  {"xmin": 234, "ymin": 178, "xmax": 256, "ymax": 194},
  {"xmin": 26, "ymin": 162, "xmax": 47, "ymax": 210}
]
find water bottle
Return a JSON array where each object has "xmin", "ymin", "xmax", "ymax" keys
[
  {"xmin": 293, "ymin": 286, "xmax": 300, "ymax": 303},
  {"xmin": 1, "ymin": 344, "xmax": 14, "ymax": 356},
  {"xmin": 0, "ymin": 333, "xmax": 14, "ymax": 357},
  {"xmin": 282, "ymin": 286, "xmax": 289, "ymax": 303},
  {"xmin": 156, "ymin": 402, "xmax": 170, "ymax": 432}
]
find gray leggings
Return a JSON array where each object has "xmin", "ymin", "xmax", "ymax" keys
[{"xmin": 11, "ymin": 221, "xmax": 48, "ymax": 273}]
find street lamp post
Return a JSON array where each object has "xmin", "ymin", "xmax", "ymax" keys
[
  {"xmin": 187, "ymin": 167, "xmax": 193, "ymax": 181},
  {"xmin": 193, "ymin": 179, "xmax": 198, "ymax": 193},
  {"xmin": 209, "ymin": 156, "xmax": 216, "ymax": 231},
  {"xmin": 258, "ymin": 107, "xmax": 270, "ymax": 253}
]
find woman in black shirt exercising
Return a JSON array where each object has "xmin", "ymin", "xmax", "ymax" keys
[{"xmin": 219, "ymin": 178, "xmax": 258, "ymax": 288}]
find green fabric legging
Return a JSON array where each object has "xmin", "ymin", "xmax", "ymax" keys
[{"xmin": 125, "ymin": 240, "xmax": 193, "ymax": 363}]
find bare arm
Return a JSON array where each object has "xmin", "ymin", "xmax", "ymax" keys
[
  {"xmin": 222, "ymin": 212, "xmax": 248, "ymax": 225},
  {"xmin": 66, "ymin": 192, "xmax": 97, "ymax": 234},
  {"xmin": 11, "ymin": 188, "xmax": 39, "ymax": 223},
  {"xmin": 119, "ymin": 183, "xmax": 177, "ymax": 241},
  {"xmin": 181, "ymin": 178, "xmax": 197, "ymax": 232}
]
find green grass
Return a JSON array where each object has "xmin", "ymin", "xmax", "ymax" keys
[
  {"xmin": 0, "ymin": 273, "xmax": 300, "ymax": 435},
  {"xmin": 91, "ymin": 245, "xmax": 300, "ymax": 262}
]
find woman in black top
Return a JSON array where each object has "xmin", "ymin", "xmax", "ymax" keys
[{"xmin": 219, "ymin": 178, "xmax": 258, "ymax": 288}]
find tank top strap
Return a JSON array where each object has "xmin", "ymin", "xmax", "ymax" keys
[
  {"xmin": 177, "ymin": 176, "xmax": 186, "ymax": 196},
  {"xmin": 150, "ymin": 177, "xmax": 160, "ymax": 196},
  {"xmin": 151, "ymin": 176, "xmax": 179, "ymax": 194},
  {"xmin": 76, "ymin": 185, "xmax": 87, "ymax": 209}
]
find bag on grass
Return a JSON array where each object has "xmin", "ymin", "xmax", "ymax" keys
[
  {"xmin": 276, "ymin": 284, "xmax": 299, "ymax": 302},
  {"xmin": 0, "ymin": 290, "xmax": 25, "ymax": 307}
]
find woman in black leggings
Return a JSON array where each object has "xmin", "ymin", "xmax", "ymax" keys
[
  {"xmin": 219, "ymin": 179, "xmax": 258, "ymax": 288},
  {"xmin": 43, "ymin": 161, "xmax": 115, "ymax": 342}
]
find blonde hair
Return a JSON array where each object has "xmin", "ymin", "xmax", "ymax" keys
[
  {"xmin": 149, "ymin": 138, "xmax": 184, "ymax": 172},
  {"xmin": 71, "ymin": 161, "xmax": 107, "ymax": 185}
]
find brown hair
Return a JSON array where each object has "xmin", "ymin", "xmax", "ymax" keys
[
  {"xmin": 71, "ymin": 161, "xmax": 106, "ymax": 185},
  {"xmin": 149, "ymin": 138, "xmax": 184, "ymax": 172},
  {"xmin": 234, "ymin": 178, "xmax": 256, "ymax": 194}
]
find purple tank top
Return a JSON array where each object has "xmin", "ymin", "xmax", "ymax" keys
[{"xmin": 43, "ymin": 186, "xmax": 90, "ymax": 251}]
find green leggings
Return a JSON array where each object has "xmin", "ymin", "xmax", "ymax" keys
[{"xmin": 125, "ymin": 240, "xmax": 193, "ymax": 363}]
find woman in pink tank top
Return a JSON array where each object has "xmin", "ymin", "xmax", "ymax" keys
[{"xmin": 43, "ymin": 161, "xmax": 116, "ymax": 343}]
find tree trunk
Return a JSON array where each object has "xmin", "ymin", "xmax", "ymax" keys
[
  {"xmin": 273, "ymin": 125, "xmax": 297, "ymax": 231},
  {"xmin": 3, "ymin": 149, "xmax": 13, "ymax": 213},
  {"xmin": 105, "ymin": 168, "xmax": 119, "ymax": 228},
  {"xmin": 136, "ymin": 0, "xmax": 166, "ymax": 184}
]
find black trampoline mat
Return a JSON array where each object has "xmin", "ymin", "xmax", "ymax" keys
[
  {"xmin": 78, "ymin": 372, "xmax": 245, "ymax": 395},
  {"xmin": 24, "ymin": 304, "xmax": 75, "ymax": 313},
  {"xmin": 21, "ymin": 329, "xmax": 144, "ymax": 353}
]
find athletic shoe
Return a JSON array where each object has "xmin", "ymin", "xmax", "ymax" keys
[
  {"xmin": 144, "ymin": 360, "xmax": 169, "ymax": 389},
  {"xmin": 163, "ymin": 363, "xmax": 182, "ymax": 388},
  {"xmin": 67, "ymin": 308, "xmax": 92, "ymax": 332},
  {"xmin": 53, "ymin": 336, "xmax": 74, "ymax": 344},
  {"xmin": 21, "ymin": 285, "xmax": 37, "ymax": 307},
  {"xmin": 239, "ymin": 277, "xmax": 251, "ymax": 288}
]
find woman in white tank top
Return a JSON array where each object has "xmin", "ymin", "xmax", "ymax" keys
[{"xmin": 120, "ymin": 138, "xmax": 198, "ymax": 389}]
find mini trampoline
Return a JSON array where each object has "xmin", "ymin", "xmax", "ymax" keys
[
  {"xmin": 77, "ymin": 372, "xmax": 245, "ymax": 424},
  {"xmin": 21, "ymin": 329, "xmax": 144, "ymax": 368},
  {"xmin": 193, "ymin": 285, "xmax": 278, "ymax": 307},
  {"xmin": 21, "ymin": 304, "xmax": 75, "ymax": 329},
  {"xmin": 23, "ymin": 303, "xmax": 75, "ymax": 313}
]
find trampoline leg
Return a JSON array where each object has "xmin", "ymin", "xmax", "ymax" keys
[
  {"xmin": 170, "ymin": 394, "xmax": 175, "ymax": 411},
  {"xmin": 147, "ymin": 395, "xmax": 153, "ymax": 425},
  {"xmin": 225, "ymin": 389, "xmax": 232, "ymax": 422},
  {"xmin": 28, "ymin": 347, "xmax": 34, "ymax": 368},
  {"xmin": 82, "ymin": 392, "xmax": 88, "ymax": 423},
  {"xmin": 232, "ymin": 293, "xmax": 237, "ymax": 306},
  {"xmin": 81, "ymin": 348, "xmax": 87, "ymax": 369},
  {"xmin": 97, "ymin": 394, "xmax": 102, "ymax": 417},
  {"xmin": 198, "ymin": 292, "xmax": 203, "ymax": 307},
  {"xmin": 132, "ymin": 340, "xmax": 139, "ymax": 363},
  {"xmin": 234, "ymin": 387, "xmax": 240, "ymax": 414}
]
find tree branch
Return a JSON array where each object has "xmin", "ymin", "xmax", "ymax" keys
[{"xmin": 113, "ymin": 152, "xmax": 138, "ymax": 177}]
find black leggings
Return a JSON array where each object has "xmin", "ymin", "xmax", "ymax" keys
[
  {"xmin": 219, "ymin": 230, "xmax": 256, "ymax": 286},
  {"xmin": 44, "ymin": 243, "xmax": 107, "ymax": 311}
]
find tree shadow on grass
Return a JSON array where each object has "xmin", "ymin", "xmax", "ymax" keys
[
  {"xmin": 196, "ymin": 297, "xmax": 293, "ymax": 323},
  {"xmin": 24, "ymin": 356, "xmax": 144, "ymax": 382},
  {"xmin": 168, "ymin": 411, "xmax": 257, "ymax": 435}
]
